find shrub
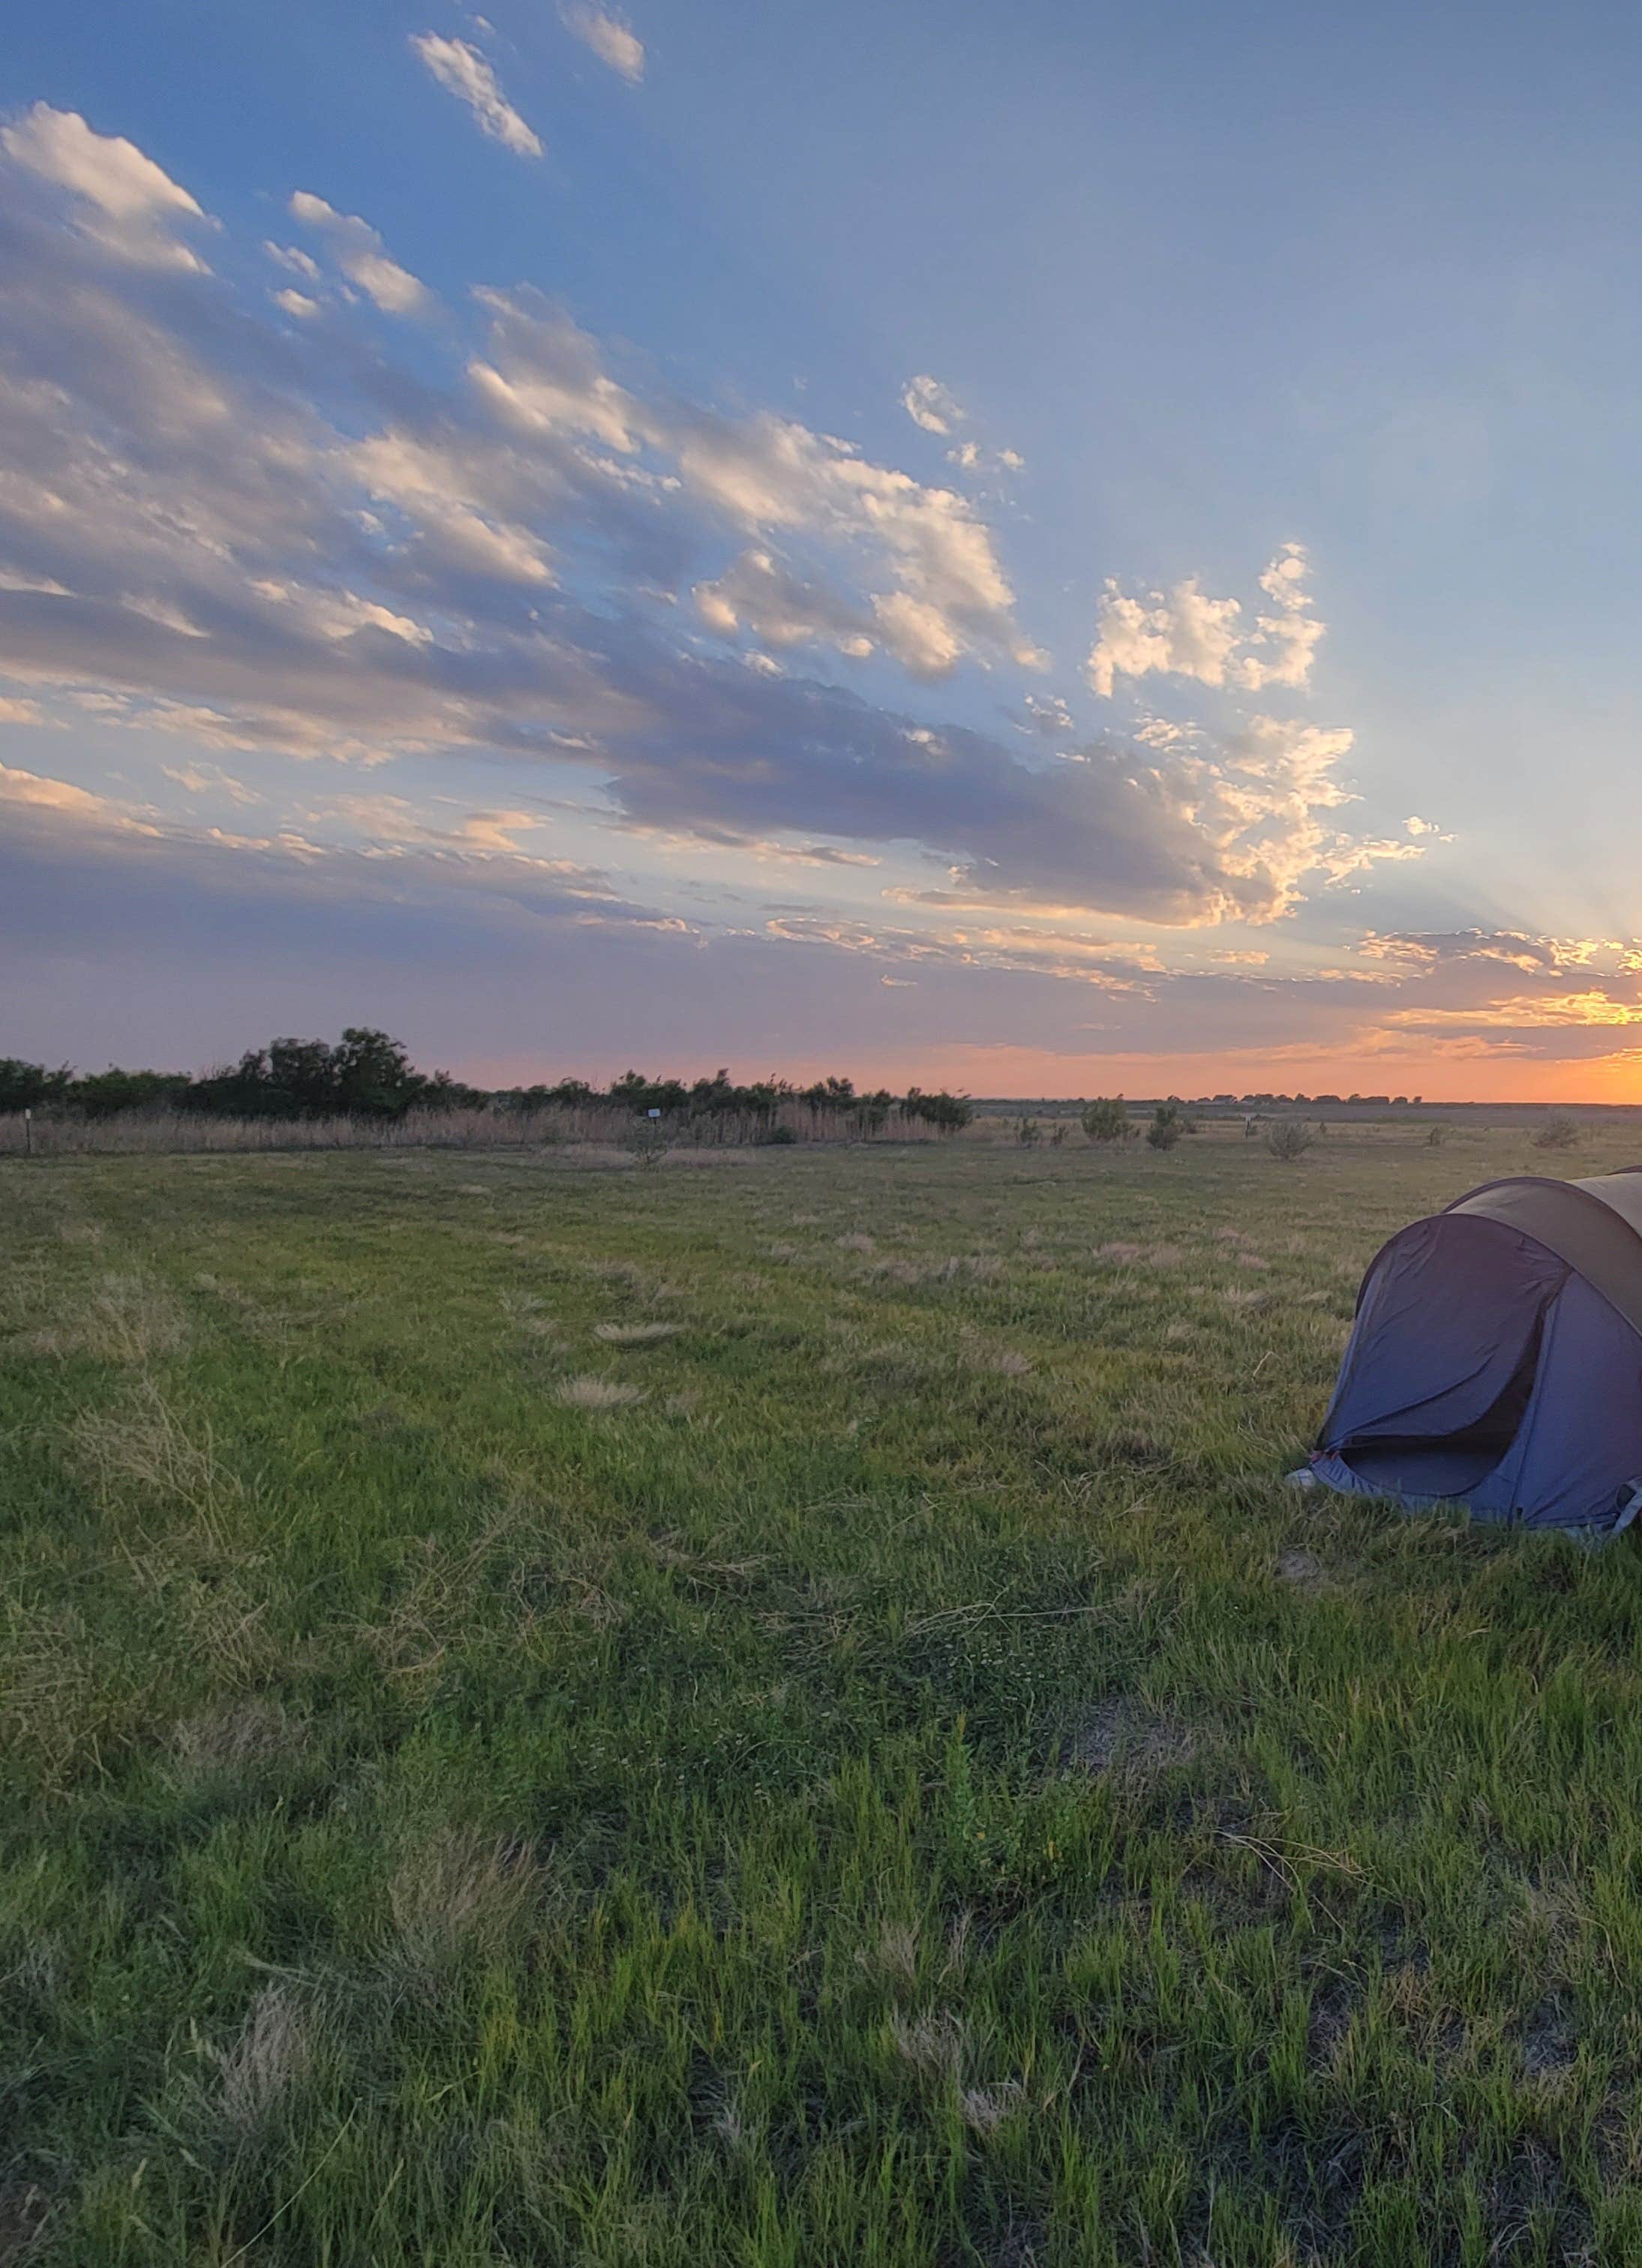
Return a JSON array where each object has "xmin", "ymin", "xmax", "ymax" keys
[
  {"xmin": 1425, "ymin": 1122, "xmax": 1450, "ymax": 1148},
  {"xmin": 1145, "ymin": 1106, "xmax": 1181, "ymax": 1152},
  {"xmin": 1080, "ymin": 1097, "xmax": 1130, "ymax": 1144},
  {"xmin": 1015, "ymin": 1115, "xmax": 1041, "ymax": 1146},
  {"xmin": 1532, "ymin": 1114, "xmax": 1580, "ymax": 1151},
  {"xmin": 1265, "ymin": 1118, "xmax": 1315, "ymax": 1162}
]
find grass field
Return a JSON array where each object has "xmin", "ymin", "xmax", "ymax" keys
[{"xmin": 8, "ymin": 1124, "xmax": 1642, "ymax": 2265}]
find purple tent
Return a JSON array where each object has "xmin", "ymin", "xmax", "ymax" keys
[{"xmin": 1310, "ymin": 1172, "xmax": 1642, "ymax": 1536}]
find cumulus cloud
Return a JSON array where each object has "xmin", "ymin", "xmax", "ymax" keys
[
  {"xmin": 1088, "ymin": 546, "xmax": 1325, "ymax": 698},
  {"xmin": 410, "ymin": 34, "xmax": 544, "ymax": 158},
  {"xmin": 287, "ymin": 192, "xmax": 428, "ymax": 315},
  {"xmin": 1, "ymin": 104, "xmax": 211, "ymax": 268},
  {"xmin": 561, "ymin": 4, "xmax": 646, "ymax": 81}
]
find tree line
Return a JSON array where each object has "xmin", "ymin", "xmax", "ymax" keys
[{"xmin": 0, "ymin": 1030, "xmax": 974, "ymax": 1132}]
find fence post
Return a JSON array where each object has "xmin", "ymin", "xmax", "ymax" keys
[{"xmin": 23, "ymin": 1108, "xmax": 32, "ymax": 1159}]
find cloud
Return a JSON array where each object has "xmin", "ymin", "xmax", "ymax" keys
[
  {"xmin": 561, "ymin": 4, "xmax": 646, "ymax": 81},
  {"xmin": 693, "ymin": 550, "xmax": 873, "ymax": 657},
  {"xmin": 0, "ymin": 110, "xmax": 1412, "ymax": 944},
  {"xmin": 1, "ymin": 104, "xmax": 210, "ymax": 268},
  {"xmin": 902, "ymin": 374, "xmax": 964, "ymax": 436},
  {"xmin": 0, "ymin": 695, "xmax": 48, "ymax": 724},
  {"xmin": 410, "ymin": 35, "xmax": 544, "ymax": 158},
  {"xmin": 0, "ymin": 760, "xmax": 121, "ymax": 819},
  {"xmin": 287, "ymin": 192, "xmax": 429, "ymax": 316},
  {"xmin": 1088, "ymin": 547, "xmax": 1325, "ymax": 698}
]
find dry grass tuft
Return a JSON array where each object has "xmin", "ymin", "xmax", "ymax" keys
[
  {"xmin": 960, "ymin": 2081, "xmax": 1025, "ymax": 2134},
  {"xmin": 890, "ymin": 2008, "xmax": 967, "ymax": 2084},
  {"xmin": 85, "ymin": 1274, "xmax": 190, "ymax": 1363},
  {"xmin": 556, "ymin": 1375, "xmax": 647, "ymax": 1408},
  {"xmin": 858, "ymin": 1922, "xmax": 920, "ymax": 1988},
  {"xmin": 390, "ymin": 1825, "xmax": 541, "ymax": 1977},
  {"xmin": 212, "ymin": 1983, "xmax": 314, "ymax": 2132},
  {"xmin": 593, "ymin": 1322, "xmax": 682, "ymax": 1346},
  {"xmin": 836, "ymin": 1231, "xmax": 877, "ymax": 1254},
  {"xmin": 66, "ymin": 1378, "xmax": 244, "ymax": 1535},
  {"xmin": 173, "ymin": 1696, "xmax": 299, "ymax": 1775}
]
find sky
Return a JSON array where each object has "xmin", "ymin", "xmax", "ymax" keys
[{"xmin": 5, "ymin": 2, "xmax": 1642, "ymax": 1099}]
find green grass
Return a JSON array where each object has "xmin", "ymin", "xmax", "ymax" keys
[{"xmin": 6, "ymin": 1125, "xmax": 1642, "ymax": 2265}]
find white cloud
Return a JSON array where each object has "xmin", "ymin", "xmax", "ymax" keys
[
  {"xmin": 1, "ymin": 104, "xmax": 210, "ymax": 268},
  {"xmin": 1087, "ymin": 578, "xmax": 1241, "ymax": 698},
  {"xmin": 870, "ymin": 592, "xmax": 964, "ymax": 677},
  {"xmin": 1087, "ymin": 546, "xmax": 1326, "ymax": 698},
  {"xmin": 287, "ymin": 192, "xmax": 428, "ymax": 316},
  {"xmin": 0, "ymin": 696, "xmax": 48, "ymax": 725},
  {"xmin": 410, "ymin": 34, "xmax": 544, "ymax": 158},
  {"xmin": 272, "ymin": 288, "xmax": 320, "ymax": 320},
  {"xmin": 561, "ymin": 4, "xmax": 646, "ymax": 81},
  {"xmin": 902, "ymin": 374, "xmax": 964, "ymax": 435}
]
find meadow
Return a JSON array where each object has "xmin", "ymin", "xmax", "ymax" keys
[{"xmin": 7, "ymin": 1121, "xmax": 1642, "ymax": 2264}]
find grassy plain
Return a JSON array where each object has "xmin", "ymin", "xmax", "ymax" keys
[{"xmin": 7, "ymin": 1123, "xmax": 1642, "ymax": 2264}]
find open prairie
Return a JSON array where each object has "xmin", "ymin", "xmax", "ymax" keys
[{"xmin": 8, "ymin": 1124, "xmax": 1642, "ymax": 2266}]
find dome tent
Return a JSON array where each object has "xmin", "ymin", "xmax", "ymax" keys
[{"xmin": 1307, "ymin": 1172, "xmax": 1642, "ymax": 1538}]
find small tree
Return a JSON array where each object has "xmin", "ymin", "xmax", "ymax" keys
[
  {"xmin": 1532, "ymin": 1113, "xmax": 1580, "ymax": 1151},
  {"xmin": 1145, "ymin": 1105, "xmax": 1181, "ymax": 1151},
  {"xmin": 1265, "ymin": 1118, "xmax": 1315, "ymax": 1162},
  {"xmin": 1080, "ymin": 1096, "xmax": 1130, "ymax": 1145},
  {"xmin": 1015, "ymin": 1114, "xmax": 1041, "ymax": 1146}
]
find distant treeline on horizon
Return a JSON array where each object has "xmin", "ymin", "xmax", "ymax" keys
[{"xmin": 0, "ymin": 1030, "xmax": 975, "ymax": 1131}]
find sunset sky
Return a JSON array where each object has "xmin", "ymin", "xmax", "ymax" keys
[{"xmin": 6, "ymin": 2, "xmax": 1642, "ymax": 1096}]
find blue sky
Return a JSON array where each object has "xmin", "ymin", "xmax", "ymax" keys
[{"xmin": 5, "ymin": 0, "xmax": 1642, "ymax": 1095}]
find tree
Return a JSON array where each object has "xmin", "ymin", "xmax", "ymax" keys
[
  {"xmin": 0, "ymin": 1060, "xmax": 71, "ymax": 1113},
  {"xmin": 1145, "ymin": 1104, "xmax": 1182, "ymax": 1151},
  {"xmin": 1080, "ymin": 1096, "xmax": 1130, "ymax": 1144},
  {"xmin": 903, "ymin": 1088, "xmax": 974, "ymax": 1132}
]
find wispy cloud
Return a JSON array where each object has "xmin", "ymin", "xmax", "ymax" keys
[
  {"xmin": 409, "ymin": 34, "xmax": 544, "ymax": 159},
  {"xmin": 561, "ymin": 4, "xmax": 646, "ymax": 82},
  {"xmin": 902, "ymin": 374, "xmax": 963, "ymax": 436}
]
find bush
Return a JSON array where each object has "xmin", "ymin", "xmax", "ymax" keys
[
  {"xmin": 1531, "ymin": 1114, "xmax": 1580, "ymax": 1151},
  {"xmin": 1145, "ymin": 1106, "xmax": 1181, "ymax": 1152},
  {"xmin": 1425, "ymin": 1122, "xmax": 1450, "ymax": 1148},
  {"xmin": 1265, "ymin": 1118, "xmax": 1315, "ymax": 1162},
  {"xmin": 1015, "ymin": 1115, "xmax": 1041, "ymax": 1146},
  {"xmin": 1081, "ymin": 1097, "xmax": 1130, "ymax": 1144}
]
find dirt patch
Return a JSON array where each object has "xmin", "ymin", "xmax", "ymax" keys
[
  {"xmin": 1059, "ymin": 1697, "xmax": 1196, "ymax": 1776},
  {"xmin": 1277, "ymin": 1548, "xmax": 1328, "ymax": 1592},
  {"xmin": 1520, "ymin": 1995, "xmax": 1577, "ymax": 2078}
]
